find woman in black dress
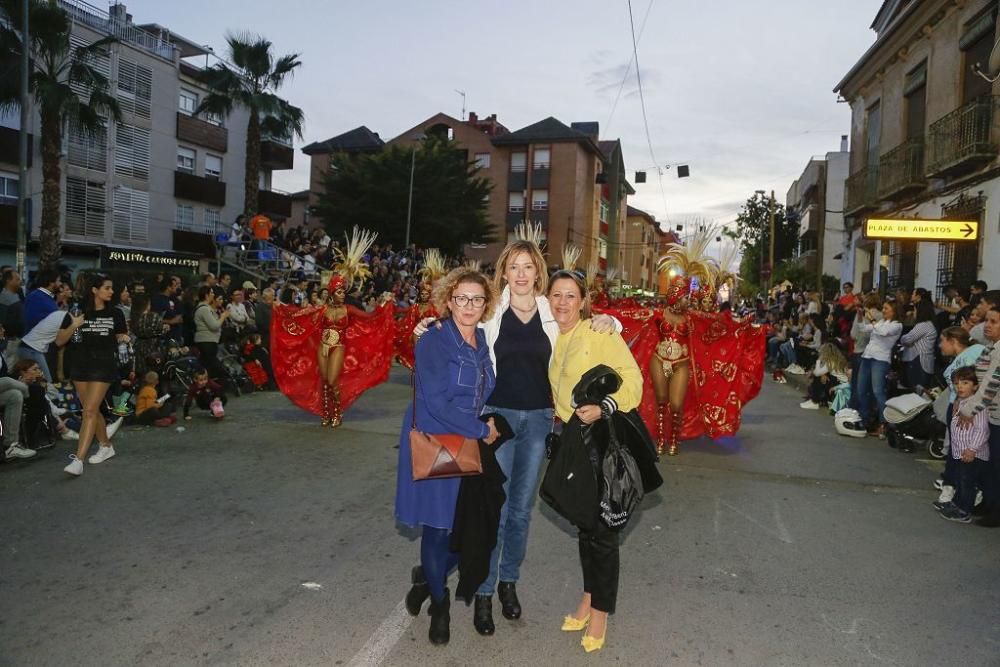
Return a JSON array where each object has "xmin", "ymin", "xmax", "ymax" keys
[{"xmin": 62, "ymin": 274, "xmax": 129, "ymax": 477}]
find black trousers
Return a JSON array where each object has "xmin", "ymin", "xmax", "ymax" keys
[
  {"xmin": 578, "ymin": 519, "xmax": 620, "ymax": 614},
  {"xmin": 135, "ymin": 401, "xmax": 176, "ymax": 425},
  {"xmin": 195, "ymin": 342, "xmax": 227, "ymax": 382}
]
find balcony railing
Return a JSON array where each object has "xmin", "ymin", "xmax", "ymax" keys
[
  {"xmin": 845, "ymin": 164, "xmax": 879, "ymax": 215},
  {"xmin": 926, "ymin": 95, "xmax": 999, "ymax": 176},
  {"xmin": 58, "ymin": 0, "xmax": 177, "ymax": 61},
  {"xmin": 878, "ymin": 137, "xmax": 924, "ymax": 199}
]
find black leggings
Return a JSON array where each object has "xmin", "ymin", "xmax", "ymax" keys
[
  {"xmin": 135, "ymin": 401, "xmax": 176, "ymax": 425},
  {"xmin": 196, "ymin": 342, "xmax": 227, "ymax": 382}
]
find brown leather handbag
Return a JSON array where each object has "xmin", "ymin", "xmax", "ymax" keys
[{"xmin": 409, "ymin": 366, "xmax": 484, "ymax": 481}]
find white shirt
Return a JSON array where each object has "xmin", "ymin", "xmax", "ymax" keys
[
  {"xmin": 20, "ymin": 309, "xmax": 67, "ymax": 353},
  {"xmin": 970, "ymin": 322, "xmax": 987, "ymax": 345},
  {"xmin": 859, "ymin": 319, "xmax": 903, "ymax": 362},
  {"xmin": 226, "ymin": 302, "xmax": 249, "ymax": 325}
]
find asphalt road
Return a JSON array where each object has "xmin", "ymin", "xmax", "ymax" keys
[{"xmin": 2, "ymin": 368, "xmax": 998, "ymax": 667}]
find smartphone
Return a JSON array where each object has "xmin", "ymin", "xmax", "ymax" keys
[{"xmin": 158, "ymin": 393, "xmax": 171, "ymax": 403}]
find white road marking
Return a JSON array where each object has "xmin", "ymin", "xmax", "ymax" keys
[
  {"xmin": 771, "ymin": 500, "xmax": 794, "ymax": 544},
  {"xmin": 719, "ymin": 499, "xmax": 794, "ymax": 544},
  {"xmin": 346, "ymin": 600, "xmax": 413, "ymax": 667}
]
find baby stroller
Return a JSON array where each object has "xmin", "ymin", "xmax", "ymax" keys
[
  {"xmin": 883, "ymin": 389, "xmax": 947, "ymax": 458},
  {"xmin": 218, "ymin": 341, "xmax": 253, "ymax": 396}
]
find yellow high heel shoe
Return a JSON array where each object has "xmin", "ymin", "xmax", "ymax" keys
[
  {"xmin": 581, "ymin": 627, "xmax": 606, "ymax": 653},
  {"xmin": 560, "ymin": 613, "xmax": 590, "ymax": 631}
]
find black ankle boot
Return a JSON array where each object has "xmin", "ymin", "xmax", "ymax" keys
[
  {"xmin": 428, "ymin": 588, "xmax": 451, "ymax": 645},
  {"xmin": 497, "ymin": 581, "xmax": 521, "ymax": 620},
  {"xmin": 405, "ymin": 565, "xmax": 429, "ymax": 616},
  {"xmin": 473, "ymin": 595, "xmax": 495, "ymax": 636}
]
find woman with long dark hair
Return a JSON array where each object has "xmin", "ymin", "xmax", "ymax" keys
[
  {"xmin": 61, "ymin": 274, "xmax": 129, "ymax": 476},
  {"xmin": 899, "ymin": 299, "xmax": 938, "ymax": 390}
]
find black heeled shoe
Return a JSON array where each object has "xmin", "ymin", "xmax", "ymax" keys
[
  {"xmin": 497, "ymin": 581, "xmax": 521, "ymax": 620},
  {"xmin": 473, "ymin": 595, "xmax": 495, "ymax": 636},
  {"xmin": 428, "ymin": 588, "xmax": 451, "ymax": 645},
  {"xmin": 405, "ymin": 565, "xmax": 429, "ymax": 616}
]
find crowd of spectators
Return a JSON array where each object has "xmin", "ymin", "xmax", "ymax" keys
[
  {"xmin": 0, "ymin": 237, "xmax": 464, "ymax": 465},
  {"xmin": 761, "ymin": 278, "xmax": 1000, "ymax": 525}
]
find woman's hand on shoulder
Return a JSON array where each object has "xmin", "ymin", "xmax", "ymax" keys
[
  {"xmin": 413, "ymin": 317, "xmax": 442, "ymax": 339},
  {"xmin": 590, "ymin": 313, "xmax": 616, "ymax": 334}
]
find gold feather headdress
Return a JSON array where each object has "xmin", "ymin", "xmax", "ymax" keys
[
  {"xmin": 561, "ymin": 243, "xmax": 583, "ymax": 271},
  {"xmin": 513, "ymin": 221, "xmax": 545, "ymax": 249},
  {"xmin": 419, "ymin": 248, "xmax": 447, "ymax": 283},
  {"xmin": 656, "ymin": 227, "xmax": 716, "ymax": 286},
  {"xmin": 333, "ymin": 226, "xmax": 378, "ymax": 287}
]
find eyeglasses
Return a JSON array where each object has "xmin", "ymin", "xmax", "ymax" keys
[{"xmin": 451, "ymin": 294, "xmax": 487, "ymax": 308}]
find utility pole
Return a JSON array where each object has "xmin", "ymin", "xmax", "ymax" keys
[
  {"xmin": 768, "ymin": 189, "xmax": 776, "ymax": 294},
  {"xmin": 815, "ymin": 165, "xmax": 827, "ymax": 297},
  {"xmin": 16, "ymin": 0, "xmax": 29, "ymax": 275},
  {"xmin": 404, "ymin": 146, "xmax": 416, "ymax": 249}
]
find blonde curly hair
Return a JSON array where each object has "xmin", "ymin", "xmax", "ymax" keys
[{"xmin": 433, "ymin": 267, "xmax": 498, "ymax": 322}]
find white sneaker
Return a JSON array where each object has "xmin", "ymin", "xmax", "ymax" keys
[
  {"xmin": 4, "ymin": 442, "xmax": 37, "ymax": 460},
  {"xmin": 63, "ymin": 455, "xmax": 83, "ymax": 476},
  {"xmin": 785, "ymin": 364, "xmax": 807, "ymax": 375},
  {"xmin": 61, "ymin": 429, "xmax": 80, "ymax": 441},
  {"xmin": 105, "ymin": 417, "xmax": 123, "ymax": 440},
  {"xmin": 87, "ymin": 445, "xmax": 115, "ymax": 464},
  {"xmin": 937, "ymin": 486, "xmax": 956, "ymax": 503},
  {"xmin": 799, "ymin": 400, "xmax": 820, "ymax": 410}
]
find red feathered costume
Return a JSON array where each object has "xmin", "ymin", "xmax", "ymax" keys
[
  {"xmin": 271, "ymin": 285, "xmax": 395, "ymax": 418},
  {"xmin": 393, "ymin": 303, "xmax": 438, "ymax": 371}
]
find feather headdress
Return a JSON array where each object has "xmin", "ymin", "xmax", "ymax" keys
[
  {"xmin": 333, "ymin": 226, "xmax": 378, "ymax": 287},
  {"xmin": 419, "ymin": 248, "xmax": 447, "ymax": 283},
  {"xmin": 656, "ymin": 227, "xmax": 716, "ymax": 286},
  {"xmin": 463, "ymin": 259, "xmax": 481, "ymax": 271},
  {"xmin": 513, "ymin": 221, "xmax": 545, "ymax": 249},
  {"xmin": 561, "ymin": 243, "xmax": 583, "ymax": 271},
  {"xmin": 717, "ymin": 237, "xmax": 741, "ymax": 287}
]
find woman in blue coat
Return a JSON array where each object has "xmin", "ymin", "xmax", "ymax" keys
[{"xmin": 395, "ymin": 267, "xmax": 500, "ymax": 645}]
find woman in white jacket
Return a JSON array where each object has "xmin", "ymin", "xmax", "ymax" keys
[{"xmin": 854, "ymin": 301, "xmax": 903, "ymax": 437}]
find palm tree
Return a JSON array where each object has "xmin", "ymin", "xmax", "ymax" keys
[
  {"xmin": 197, "ymin": 33, "xmax": 304, "ymax": 216},
  {"xmin": 0, "ymin": 0, "xmax": 121, "ymax": 269}
]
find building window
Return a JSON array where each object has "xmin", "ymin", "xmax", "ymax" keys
[
  {"xmin": 936, "ymin": 241, "xmax": 980, "ymax": 300},
  {"xmin": 65, "ymin": 177, "xmax": 106, "ymax": 238},
  {"xmin": 0, "ymin": 172, "xmax": 18, "ymax": 202},
  {"xmin": 69, "ymin": 35, "xmax": 109, "ymax": 99},
  {"xmin": 533, "ymin": 146, "xmax": 551, "ymax": 170},
  {"xmin": 67, "ymin": 118, "xmax": 108, "ymax": 172},
  {"xmin": 508, "ymin": 192, "xmax": 525, "ymax": 213},
  {"xmin": 175, "ymin": 204, "xmax": 195, "ymax": 231},
  {"xmin": 598, "ymin": 238, "xmax": 608, "ymax": 259},
  {"xmin": 511, "ymin": 152, "xmax": 527, "ymax": 173},
  {"xmin": 531, "ymin": 189, "xmax": 548, "ymax": 211},
  {"xmin": 177, "ymin": 146, "xmax": 196, "ymax": 174},
  {"xmin": 599, "ymin": 200, "xmax": 610, "ymax": 222},
  {"xmin": 205, "ymin": 112, "xmax": 223, "ymax": 127},
  {"xmin": 117, "ymin": 59, "xmax": 152, "ymax": 119},
  {"xmin": 886, "ymin": 241, "xmax": 917, "ymax": 289},
  {"xmin": 474, "ymin": 152, "xmax": 491, "ymax": 169},
  {"xmin": 179, "ymin": 89, "xmax": 198, "ymax": 116},
  {"xmin": 205, "ymin": 154, "xmax": 223, "ymax": 179},
  {"xmin": 204, "ymin": 208, "xmax": 222, "ymax": 234},
  {"xmin": 114, "ymin": 123, "xmax": 150, "ymax": 180},
  {"xmin": 112, "ymin": 185, "xmax": 148, "ymax": 243}
]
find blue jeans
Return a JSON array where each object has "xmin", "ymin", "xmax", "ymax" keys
[
  {"xmin": 477, "ymin": 406, "xmax": 552, "ymax": 595},
  {"xmin": 779, "ymin": 340, "xmax": 796, "ymax": 367},
  {"xmin": 848, "ymin": 354, "xmax": 862, "ymax": 410},
  {"xmin": 855, "ymin": 357, "xmax": 890, "ymax": 426},
  {"xmin": 18, "ymin": 344, "xmax": 52, "ymax": 383}
]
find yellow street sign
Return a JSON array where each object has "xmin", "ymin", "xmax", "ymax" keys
[{"xmin": 864, "ymin": 218, "xmax": 979, "ymax": 242}]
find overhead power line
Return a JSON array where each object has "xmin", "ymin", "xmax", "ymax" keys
[{"xmin": 605, "ymin": 0, "xmax": 654, "ymax": 132}]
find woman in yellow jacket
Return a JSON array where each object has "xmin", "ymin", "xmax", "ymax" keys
[{"xmin": 547, "ymin": 270, "xmax": 644, "ymax": 653}]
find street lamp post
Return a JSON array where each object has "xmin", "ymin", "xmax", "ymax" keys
[
  {"xmin": 403, "ymin": 132, "xmax": 425, "ymax": 249},
  {"xmin": 16, "ymin": 0, "xmax": 29, "ymax": 275}
]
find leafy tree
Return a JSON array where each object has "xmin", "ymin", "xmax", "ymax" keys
[
  {"xmin": 196, "ymin": 33, "xmax": 304, "ymax": 216},
  {"xmin": 313, "ymin": 136, "xmax": 495, "ymax": 255},
  {"xmin": 731, "ymin": 192, "xmax": 800, "ymax": 290},
  {"xmin": 0, "ymin": 0, "xmax": 121, "ymax": 268}
]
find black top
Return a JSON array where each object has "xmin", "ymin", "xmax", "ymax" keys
[
  {"xmin": 62, "ymin": 307, "xmax": 127, "ymax": 366},
  {"xmin": 486, "ymin": 307, "xmax": 552, "ymax": 410}
]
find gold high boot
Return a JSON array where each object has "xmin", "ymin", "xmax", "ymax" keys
[
  {"xmin": 320, "ymin": 384, "xmax": 332, "ymax": 427},
  {"xmin": 668, "ymin": 408, "xmax": 681, "ymax": 456},
  {"xmin": 655, "ymin": 404, "xmax": 666, "ymax": 456},
  {"xmin": 330, "ymin": 388, "xmax": 343, "ymax": 428}
]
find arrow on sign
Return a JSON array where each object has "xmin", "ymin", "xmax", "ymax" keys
[{"xmin": 963, "ymin": 223, "xmax": 974, "ymax": 238}]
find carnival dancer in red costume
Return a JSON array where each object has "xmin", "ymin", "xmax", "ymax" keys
[
  {"xmin": 394, "ymin": 249, "xmax": 445, "ymax": 370},
  {"xmin": 272, "ymin": 227, "xmax": 395, "ymax": 427}
]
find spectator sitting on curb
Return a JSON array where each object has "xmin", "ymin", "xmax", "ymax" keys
[{"xmin": 134, "ymin": 371, "xmax": 177, "ymax": 427}]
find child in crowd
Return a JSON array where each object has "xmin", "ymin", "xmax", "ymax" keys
[
  {"xmin": 801, "ymin": 343, "xmax": 850, "ymax": 410},
  {"xmin": 183, "ymin": 368, "xmax": 227, "ymax": 420},
  {"xmin": 937, "ymin": 366, "xmax": 990, "ymax": 523},
  {"xmin": 10, "ymin": 358, "xmax": 78, "ymax": 448},
  {"xmin": 240, "ymin": 333, "xmax": 274, "ymax": 389},
  {"xmin": 134, "ymin": 371, "xmax": 177, "ymax": 427}
]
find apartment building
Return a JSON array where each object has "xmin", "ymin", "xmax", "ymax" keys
[
  {"xmin": 303, "ymin": 113, "xmax": 632, "ymax": 270},
  {"xmin": 835, "ymin": 0, "xmax": 1000, "ymax": 295},
  {"xmin": 784, "ymin": 141, "xmax": 850, "ymax": 284},
  {"xmin": 622, "ymin": 205, "xmax": 666, "ymax": 293},
  {"xmin": 0, "ymin": 1, "xmax": 294, "ymax": 272}
]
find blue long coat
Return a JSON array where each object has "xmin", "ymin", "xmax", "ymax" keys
[{"xmin": 395, "ymin": 318, "xmax": 496, "ymax": 529}]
